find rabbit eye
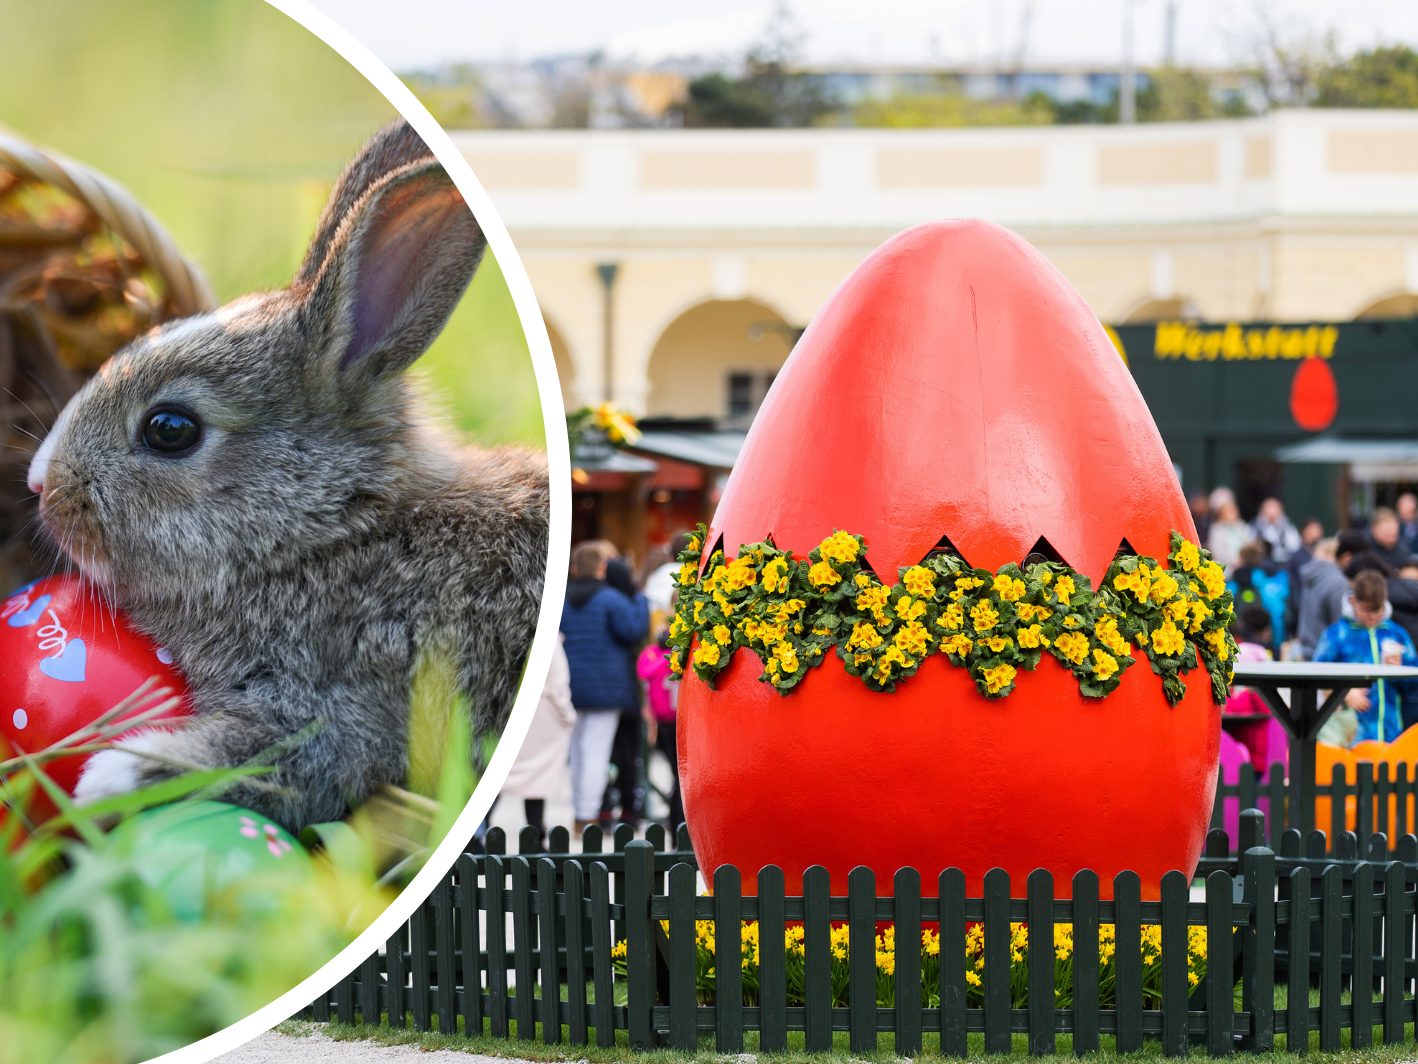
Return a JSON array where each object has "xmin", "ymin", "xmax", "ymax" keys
[{"xmin": 140, "ymin": 407, "xmax": 202, "ymax": 456}]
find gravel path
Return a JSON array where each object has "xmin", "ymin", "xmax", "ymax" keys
[{"xmin": 215, "ymin": 1025, "xmax": 544, "ymax": 1063}]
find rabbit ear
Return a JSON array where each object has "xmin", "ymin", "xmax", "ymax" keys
[
  {"xmin": 296, "ymin": 120, "xmax": 434, "ymax": 287},
  {"xmin": 302, "ymin": 157, "xmax": 486, "ymax": 381}
]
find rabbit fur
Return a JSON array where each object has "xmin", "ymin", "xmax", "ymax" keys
[{"xmin": 25, "ymin": 121, "xmax": 549, "ymax": 831}]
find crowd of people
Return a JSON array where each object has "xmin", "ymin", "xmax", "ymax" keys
[
  {"xmin": 500, "ymin": 533, "xmax": 691, "ymax": 840},
  {"xmin": 1197, "ymin": 487, "xmax": 1418, "ymax": 751},
  {"xmin": 499, "ymin": 488, "xmax": 1418, "ymax": 836}
]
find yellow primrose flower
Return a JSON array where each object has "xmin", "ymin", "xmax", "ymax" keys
[
  {"xmin": 993, "ymin": 574, "xmax": 1026, "ymax": 601},
  {"xmin": 1091, "ymin": 649, "xmax": 1120, "ymax": 681},
  {"xmin": 1055, "ymin": 631, "xmax": 1089, "ymax": 665},
  {"xmin": 1017, "ymin": 623, "xmax": 1050, "ymax": 649},
  {"xmin": 1150, "ymin": 571, "xmax": 1180, "ymax": 604},
  {"xmin": 819, "ymin": 530, "xmax": 861, "ymax": 564},
  {"xmin": 1198, "ymin": 562, "xmax": 1226, "ymax": 600},
  {"xmin": 774, "ymin": 642, "xmax": 799, "ymax": 673},
  {"xmin": 669, "ymin": 651, "xmax": 682, "ymax": 674},
  {"xmin": 713, "ymin": 624, "xmax": 732, "ymax": 645},
  {"xmin": 1204, "ymin": 628, "xmax": 1232, "ymax": 662},
  {"xmin": 982, "ymin": 663, "xmax": 1017, "ymax": 694},
  {"xmin": 1054, "ymin": 574, "xmax": 1076, "ymax": 601},
  {"xmin": 694, "ymin": 642, "xmax": 721, "ymax": 667},
  {"xmin": 669, "ymin": 614, "xmax": 687, "ymax": 638},
  {"xmin": 677, "ymin": 561, "xmax": 698, "ymax": 586},
  {"xmin": 808, "ymin": 560, "xmax": 842, "ymax": 588},
  {"xmin": 894, "ymin": 622, "xmax": 930, "ymax": 658},
  {"xmin": 1165, "ymin": 599, "xmax": 1191, "ymax": 624},
  {"xmin": 895, "ymin": 595, "xmax": 928, "ymax": 622},
  {"xmin": 1175, "ymin": 540, "xmax": 1200, "ymax": 572},
  {"xmin": 703, "ymin": 565, "xmax": 726, "ymax": 593},
  {"xmin": 693, "ymin": 600, "xmax": 706, "ymax": 625},
  {"xmin": 940, "ymin": 634, "xmax": 973, "ymax": 657},
  {"xmin": 1150, "ymin": 621, "xmax": 1186, "ymax": 657},
  {"xmin": 848, "ymin": 622, "xmax": 883, "ymax": 651},
  {"xmin": 903, "ymin": 566, "xmax": 936, "ymax": 598},
  {"xmin": 855, "ymin": 585, "xmax": 889, "ymax": 613},
  {"xmin": 854, "ymin": 572, "xmax": 873, "ymax": 588},
  {"xmin": 761, "ymin": 556, "xmax": 789, "ymax": 594},
  {"xmin": 937, "ymin": 602, "xmax": 965, "ymax": 631},
  {"xmin": 724, "ymin": 556, "xmax": 758, "ymax": 591},
  {"xmin": 984, "ymin": 635, "xmax": 1012, "ymax": 653},
  {"xmin": 971, "ymin": 600, "xmax": 1000, "ymax": 632}
]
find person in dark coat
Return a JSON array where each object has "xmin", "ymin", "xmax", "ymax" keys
[
  {"xmin": 561, "ymin": 540, "xmax": 649, "ymax": 834},
  {"xmin": 1369, "ymin": 507, "xmax": 1415, "ymax": 572},
  {"xmin": 602, "ymin": 556, "xmax": 648, "ymax": 824},
  {"xmin": 1296, "ymin": 530, "xmax": 1368, "ymax": 659}
]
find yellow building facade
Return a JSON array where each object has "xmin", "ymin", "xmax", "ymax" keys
[{"xmin": 455, "ymin": 109, "xmax": 1418, "ymax": 425}]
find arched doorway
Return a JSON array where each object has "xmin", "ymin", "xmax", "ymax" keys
[
  {"xmin": 645, "ymin": 298, "xmax": 796, "ymax": 423},
  {"xmin": 1120, "ymin": 296, "xmax": 1202, "ymax": 323},
  {"xmin": 1353, "ymin": 292, "xmax": 1418, "ymax": 320},
  {"xmin": 544, "ymin": 315, "xmax": 578, "ymax": 409}
]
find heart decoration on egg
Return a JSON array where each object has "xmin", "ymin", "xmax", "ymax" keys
[{"xmin": 0, "ymin": 574, "xmax": 191, "ymax": 829}]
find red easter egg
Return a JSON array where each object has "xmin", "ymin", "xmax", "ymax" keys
[
  {"xmin": 1290, "ymin": 357, "xmax": 1339, "ymax": 432},
  {"xmin": 0, "ymin": 574, "xmax": 190, "ymax": 826},
  {"xmin": 678, "ymin": 221, "xmax": 1220, "ymax": 898}
]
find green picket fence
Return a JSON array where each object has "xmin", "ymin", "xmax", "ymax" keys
[
  {"xmin": 1212, "ymin": 761, "xmax": 1418, "ymax": 852},
  {"xmin": 306, "ymin": 814, "xmax": 1418, "ymax": 1055}
]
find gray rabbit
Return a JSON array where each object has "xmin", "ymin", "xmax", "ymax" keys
[{"xmin": 24, "ymin": 121, "xmax": 549, "ymax": 831}]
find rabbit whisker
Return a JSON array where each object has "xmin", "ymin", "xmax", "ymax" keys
[
  {"xmin": 6, "ymin": 424, "xmax": 45, "ymax": 447},
  {"xmin": 14, "ymin": 372, "xmax": 65, "ymax": 426},
  {"xmin": 2, "ymin": 386, "xmax": 57, "ymax": 434}
]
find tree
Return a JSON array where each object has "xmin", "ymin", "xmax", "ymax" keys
[
  {"xmin": 1314, "ymin": 45, "xmax": 1418, "ymax": 108},
  {"xmin": 1240, "ymin": 6, "xmax": 1338, "ymax": 108},
  {"xmin": 676, "ymin": 2, "xmax": 835, "ymax": 128}
]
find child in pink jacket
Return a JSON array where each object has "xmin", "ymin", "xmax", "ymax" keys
[{"xmin": 638, "ymin": 631, "xmax": 683, "ymax": 832}]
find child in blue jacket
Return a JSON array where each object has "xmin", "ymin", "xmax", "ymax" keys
[{"xmin": 1314, "ymin": 570, "xmax": 1418, "ymax": 744}]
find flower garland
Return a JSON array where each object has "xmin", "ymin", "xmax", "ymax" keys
[{"xmin": 667, "ymin": 525, "xmax": 1236, "ymax": 705}]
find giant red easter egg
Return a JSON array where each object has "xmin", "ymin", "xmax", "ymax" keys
[
  {"xmin": 0, "ymin": 575, "xmax": 190, "ymax": 825},
  {"xmin": 677, "ymin": 221, "xmax": 1221, "ymax": 898}
]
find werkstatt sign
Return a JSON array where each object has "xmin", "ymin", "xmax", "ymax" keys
[{"xmin": 1151, "ymin": 321, "xmax": 1340, "ymax": 362}]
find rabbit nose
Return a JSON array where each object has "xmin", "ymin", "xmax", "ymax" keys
[{"xmin": 28, "ymin": 436, "xmax": 55, "ymax": 496}]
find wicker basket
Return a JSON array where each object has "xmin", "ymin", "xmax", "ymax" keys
[{"xmin": 0, "ymin": 130, "xmax": 213, "ymax": 589}]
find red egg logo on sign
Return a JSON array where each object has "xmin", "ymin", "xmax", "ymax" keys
[{"xmin": 1290, "ymin": 358, "xmax": 1339, "ymax": 432}]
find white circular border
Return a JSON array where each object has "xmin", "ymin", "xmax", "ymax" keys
[{"xmin": 147, "ymin": 2, "xmax": 572, "ymax": 1061}]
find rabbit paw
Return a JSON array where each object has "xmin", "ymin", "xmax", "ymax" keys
[{"xmin": 73, "ymin": 731, "xmax": 170, "ymax": 804}]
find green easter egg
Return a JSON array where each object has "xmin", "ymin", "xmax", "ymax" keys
[{"xmin": 113, "ymin": 800, "xmax": 313, "ymax": 922}]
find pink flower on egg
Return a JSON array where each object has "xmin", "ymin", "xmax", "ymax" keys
[{"xmin": 238, "ymin": 814, "xmax": 292, "ymax": 858}]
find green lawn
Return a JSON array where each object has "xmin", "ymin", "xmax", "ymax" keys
[{"xmin": 293, "ymin": 1016, "xmax": 1418, "ymax": 1062}]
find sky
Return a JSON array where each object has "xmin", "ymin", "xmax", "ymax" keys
[{"xmin": 307, "ymin": 0, "xmax": 1418, "ymax": 72}]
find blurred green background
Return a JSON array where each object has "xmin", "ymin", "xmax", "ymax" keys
[{"xmin": 0, "ymin": 0, "xmax": 544, "ymax": 447}]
